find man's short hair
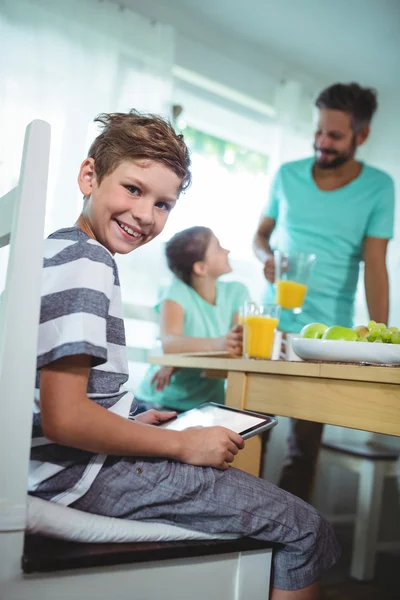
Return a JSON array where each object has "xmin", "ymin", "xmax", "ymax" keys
[
  {"xmin": 88, "ymin": 110, "xmax": 191, "ymax": 192},
  {"xmin": 315, "ymin": 83, "xmax": 378, "ymax": 131}
]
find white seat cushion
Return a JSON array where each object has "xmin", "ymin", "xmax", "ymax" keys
[{"xmin": 27, "ymin": 496, "xmax": 238, "ymax": 543}]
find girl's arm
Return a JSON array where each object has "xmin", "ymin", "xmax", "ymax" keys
[
  {"xmin": 160, "ymin": 300, "xmax": 225, "ymax": 353},
  {"xmin": 160, "ymin": 300, "xmax": 242, "ymax": 355},
  {"xmin": 40, "ymin": 354, "xmax": 244, "ymax": 469}
]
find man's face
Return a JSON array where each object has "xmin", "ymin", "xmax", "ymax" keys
[
  {"xmin": 313, "ymin": 108, "xmax": 365, "ymax": 169},
  {"xmin": 78, "ymin": 159, "xmax": 181, "ymax": 255}
]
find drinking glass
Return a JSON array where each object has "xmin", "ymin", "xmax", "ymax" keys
[
  {"xmin": 243, "ymin": 302, "xmax": 281, "ymax": 359},
  {"xmin": 274, "ymin": 251, "xmax": 316, "ymax": 313}
]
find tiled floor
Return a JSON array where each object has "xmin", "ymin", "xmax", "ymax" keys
[{"xmin": 321, "ymin": 525, "xmax": 400, "ymax": 599}]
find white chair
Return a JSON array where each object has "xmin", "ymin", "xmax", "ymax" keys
[
  {"xmin": 0, "ymin": 121, "xmax": 273, "ymax": 600},
  {"xmin": 123, "ymin": 301, "xmax": 159, "ymax": 364},
  {"xmin": 319, "ymin": 439, "xmax": 400, "ymax": 581},
  {"xmin": 0, "ymin": 119, "xmax": 51, "ymax": 593}
]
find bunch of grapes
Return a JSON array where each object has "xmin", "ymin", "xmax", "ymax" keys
[{"xmin": 360, "ymin": 321, "xmax": 400, "ymax": 344}]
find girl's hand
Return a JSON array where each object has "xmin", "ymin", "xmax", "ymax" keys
[
  {"xmin": 218, "ymin": 324, "xmax": 243, "ymax": 356},
  {"xmin": 151, "ymin": 366, "xmax": 178, "ymax": 391},
  {"xmin": 135, "ymin": 409, "xmax": 177, "ymax": 426}
]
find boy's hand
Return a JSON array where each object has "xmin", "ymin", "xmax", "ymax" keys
[
  {"xmin": 135, "ymin": 409, "xmax": 177, "ymax": 426},
  {"xmin": 218, "ymin": 324, "xmax": 243, "ymax": 356},
  {"xmin": 151, "ymin": 366, "xmax": 178, "ymax": 391},
  {"xmin": 178, "ymin": 426, "xmax": 244, "ymax": 470}
]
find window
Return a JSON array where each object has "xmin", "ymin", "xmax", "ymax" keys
[{"xmin": 161, "ymin": 125, "xmax": 269, "ymax": 260}]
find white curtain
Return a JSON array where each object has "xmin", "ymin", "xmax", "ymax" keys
[
  {"xmin": 0, "ymin": 0, "xmax": 175, "ymax": 234},
  {"xmin": 272, "ymin": 79, "xmax": 315, "ymax": 169}
]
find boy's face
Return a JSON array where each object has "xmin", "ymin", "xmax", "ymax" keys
[{"xmin": 78, "ymin": 159, "xmax": 181, "ymax": 254}]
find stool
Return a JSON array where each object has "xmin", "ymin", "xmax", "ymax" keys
[{"xmin": 320, "ymin": 440, "xmax": 400, "ymax": 581}]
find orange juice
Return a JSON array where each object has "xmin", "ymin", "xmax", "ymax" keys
[
  {"xmin": 244, "ymin": 316, "xmax": 279, "ymax": 359},
  {"xmin": 276, "ymin": 280, "xmax": 307, "ymax": 310}
]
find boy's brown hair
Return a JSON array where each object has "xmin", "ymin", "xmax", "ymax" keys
[{"xmin": 88, "ymin": 110, "xmax": 192, "ymax": 192}]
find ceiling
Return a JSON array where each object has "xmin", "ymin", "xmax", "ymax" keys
[{"xmin": 149, "ymin": 0, "xmax": 400, "ymax": 93}]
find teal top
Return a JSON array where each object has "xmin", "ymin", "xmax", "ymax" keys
[
  {"xmin": 136, "ymin": 277, "xmax": 250, "ymax": 411},
  {"xmin": 263, "ymin": 158, "xmax": 395, "ymax": 332}
]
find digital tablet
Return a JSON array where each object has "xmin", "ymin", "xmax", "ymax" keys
[{"xmin": 159, "ymin": 402, "xmax": 278, "ymax": 440}]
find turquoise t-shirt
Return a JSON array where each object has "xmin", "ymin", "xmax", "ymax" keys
[
  {"xmin": 136, "ymin": 277, "xmax": 250, "ymax": 411},
  {"xmin": 263, "ymin": 158, "xmax": 395, "ymax": 332}
]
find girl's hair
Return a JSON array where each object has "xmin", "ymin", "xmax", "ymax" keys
[
  {"xmin": 165, "ymin": 226, "xmax": 213, "ymax": 285},
  {"xmin": 88, "ymin": 110, "xmax": 192, "ymax": 192}
]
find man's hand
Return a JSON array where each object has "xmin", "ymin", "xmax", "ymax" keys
[
  {"xmin": 151, "ymin": 366, "xmax": 178, "ymax": 391},
  {"xmin": 218, "ymin": 324, "xmax": 243, "ymax": 355},
  {"xmin": 135, "ymin": 409, "xmax": 177, "ymax": 426},
  {"xmin": 263, "ymin": 254, "xmax": 275, "ymax": 283},
  {"xmin": 178, "ymin": 426, "xmax": 245, "ymax": 470}
]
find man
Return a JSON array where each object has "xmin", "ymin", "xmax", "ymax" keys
[{"xmin": 253, "ymin": 82, "xmax": 395, "ymax": 502}]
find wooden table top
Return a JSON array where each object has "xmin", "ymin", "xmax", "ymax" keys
[{"xmin": 148, "ymin": 353, "xmax": 400, "ymax": 385}]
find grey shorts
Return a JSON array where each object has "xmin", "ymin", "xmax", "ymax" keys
[{"xmin": 71, "ymin": 456, "xmax": 340, "ymax": 590}]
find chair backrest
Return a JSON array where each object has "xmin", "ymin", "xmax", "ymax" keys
[
  {"xmin": 123, "ymin": 302, "xmax": 159, "ymax": 364},
  {"xmin": 0, "ymin": 120, "xmax": 51, "ymax": 532}
]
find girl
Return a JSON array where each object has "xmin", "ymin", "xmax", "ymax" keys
[{"xmin": 135, "ymin": 226, "xmax": 250, "ymax": 412}]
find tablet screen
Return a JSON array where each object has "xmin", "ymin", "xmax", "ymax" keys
[{"xmin": 160, "ymin": 403, "xmax": 267, "ymax": 435}]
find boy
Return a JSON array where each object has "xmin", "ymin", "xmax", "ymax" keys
[{"xmin": 30, "ymin": 111, "xmax": 339, "ymax": 599}]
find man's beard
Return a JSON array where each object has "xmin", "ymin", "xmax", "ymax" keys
[{"xmin": 314, "ymin": 136, "xmax": 357, "ymax": 170}]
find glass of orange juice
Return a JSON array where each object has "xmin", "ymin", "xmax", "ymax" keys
[
  {"xmin": 243, "ymin": 302, "xmax": 281, "ymax": 359},
  {"xmin": 274, "ymin": 251, "xmax": 316, "ymax": 313}
]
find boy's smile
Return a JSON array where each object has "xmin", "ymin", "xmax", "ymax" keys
[{"xmin": 77, "ymin": 159, "xmax": 181, "ymax": 254}]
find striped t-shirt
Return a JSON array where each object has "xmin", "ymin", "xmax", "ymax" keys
[{"xmin": 29, "ymin": 226, "xmax": 133, "ymax": 506}]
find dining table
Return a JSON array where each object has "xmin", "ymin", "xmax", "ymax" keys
[{"xmin": 148, "ymin": 352, "xmax": 400, "ymax": 476}]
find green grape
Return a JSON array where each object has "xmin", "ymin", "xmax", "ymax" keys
[
  {"xmin": 367, "ymin": 320, "xmax": 377, "ymax": 330},
  {"xmin": 368, "ymin": 327, "xmax": 381, "ymax": 340},
  {"xmin": 387, "ymin": 327, "xmax": 399, "ymax": 334},
  {"xmin": 391, "ymin": 332, "xmax": 400, "ymax": 344},
  {"xmin": 374, "ymin": 338, "xmax": 383, "ymax": 343},
  {"xmin": 381, "ymin": 329, "xmax": 392, "ymax": 343},
  {"xmin": 375, "ymin": 323, "xmax": 387, "ymax": 333},
  {"xmin": 356, "ymin": 337, "xmax": 368, "ymax": 342}
]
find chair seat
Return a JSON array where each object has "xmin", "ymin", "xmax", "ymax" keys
[
  {"xmin": 27, "ymin": 496, "xmax": 237, "ymax": 544},
  {"xmin": 23, "ymin": 533, "xmax": 275, "ymax": 574},
  {"xmin": 321, "ymin": 440, "xmax": 400, "ymax": 461}
]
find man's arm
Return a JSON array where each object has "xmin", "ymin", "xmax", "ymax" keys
[
  {"xmin": 252, "ymin": 216, "xmax": 276, "ymax": 283},
  {"xmin": 363, "ymin": 236, "xmax": 390, "ymax": 324}
]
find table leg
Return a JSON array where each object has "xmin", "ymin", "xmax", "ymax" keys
[{"xmin": 226, "ymin": 372, "xmax": 263, "ymax": 477}]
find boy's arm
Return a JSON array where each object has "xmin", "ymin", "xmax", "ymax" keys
[{"xmin": 40, "ymin": 354, "xmax": 244, "ymax": 469}]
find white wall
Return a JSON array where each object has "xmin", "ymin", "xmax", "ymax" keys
[
  {"xmin": 119, "ymin": 0, "xmax": 323, "ymax": 105},
  {"xmin": 362, "ymin": 94, "xmax": 400, "ymax": 324}
]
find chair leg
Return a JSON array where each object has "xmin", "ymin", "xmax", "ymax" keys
[
  {"xmin": 235, "ymin": 549, "xmax": 272, "ymax": 599},
  {"xmin": 351, "ymin": 460, "xmax": 386, "ymax": 581}
]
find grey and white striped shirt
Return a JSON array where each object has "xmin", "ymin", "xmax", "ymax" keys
[{"xmin": 29, "ymin": 226, "xmax": 133, "ymax": 505}]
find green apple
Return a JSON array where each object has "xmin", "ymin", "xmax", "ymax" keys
[
  {"xmin": 322, "ymin": 326, "xmax": 359, "ymax": 342},
  {"xmin": 300, "ymin": 323, "xmax": 329, "ymax": 339}
]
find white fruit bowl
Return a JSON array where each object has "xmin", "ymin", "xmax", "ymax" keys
[{"xmin": 292, "ymin": 337, "xmax": 400, "ymax": 365}]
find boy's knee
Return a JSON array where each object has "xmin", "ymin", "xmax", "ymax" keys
[{"xmin": 307, "ymin": 506, "xmax": 340, "ymax": 558}]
